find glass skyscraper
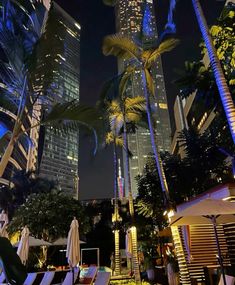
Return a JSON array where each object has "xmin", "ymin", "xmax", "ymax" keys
[
  {"xmin": 38, "ymin": 3, "xmax": 80, "ymax": 198},
  {"xmin": 114, "ymin": 0, "xmax": 171, "ymax": 196}
]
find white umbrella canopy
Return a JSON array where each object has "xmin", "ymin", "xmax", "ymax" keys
[
  {"xmin": 14, "ymin": 236, "xmax": 51, "ymax": 247},
  {"xmin": 170, "ymin": 198, "xmax": 235, "ymax": 285},
  {"xmin": 170, "ymin": 199, "xmax": 235, "ymax": 226},
  {"xmin": 17, "ymin": 226, "xmax": 30, "ymax": 265},
  {"xmin": 66, "ymin": 218, "xmax": 80, "ymax": 268},
  {"xmin": 52, "ymin": 237, "xmax": 85, "ymax": 246}
]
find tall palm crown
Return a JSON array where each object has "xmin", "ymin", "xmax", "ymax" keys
[{"xmin": 103, "ymin": 35, "xmax": 178, "ymax": 204}]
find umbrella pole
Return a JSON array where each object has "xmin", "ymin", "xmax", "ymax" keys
[
  {"xmin": 72, "ymin": 267, "xmax": 74, "ymax": 285},
  {"xmin": 211, "ymin": 216, "xmax": 227, "ymax": 285}
]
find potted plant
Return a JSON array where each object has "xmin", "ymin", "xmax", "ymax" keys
[
  {"xmin": 164, "ymin": 246, "xmax": 179, "ymax": 285},
  {"xmin": 143, "ymin": 254, "xmax": 155, "ymax": 281}
]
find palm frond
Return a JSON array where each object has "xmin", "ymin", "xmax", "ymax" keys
[
  {"xmin": 103, "ymin": 34, "xmax": 141, "ymax": 60},
  {"xmin": 125, "ymin": 96, "xmax": 146, "ymax": 112},
  {"xmin": 146, "ymin": 38, "xmax": 179, "ymax": 68},
  {"xmin": 105, "ymin": 132, "xmax": 123, "ymax": 147},
  {"xmin": 43, "ymin": 101, "xmax": 99, "ymax": 124},
  {"xmin": 42, "ymin": 101, "xmax": 100, "ymax": 155},
  {"xmin": 99, "ymin": 73, "xmax": 124, "ymax": 106},
  {"xmin": 109, "ymin": 113, "xmax": 124, "ymax": 135},
  {"xmin": 103, "ymin": 0, "xmax": 117, "ymax": 6},
  {"xmin": 136, "ymin": 200, "xmax": 153, "ymax": 218},
  {"xmin": 126, "ymin": 112, "xmax": 142, "ymax": 123},
  {"xmin": 119, "ymin": 66, "xmax": 135, "ymax": 96},
  {"xmin": 107, "ymin": 100, "xmax": 121, "ymax": 114}
]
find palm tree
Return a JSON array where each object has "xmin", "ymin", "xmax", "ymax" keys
[
  {"xmin": 103, "ymin": 96, "xmax": 145, "ymax": 282},
  {"xmin": 107, "ymin": 96, "xmax": 146, "ymax": 215},
  {"xmin": 105, "ymin": 131, "xmax": 123, "ymax": 276},
  {"xmin": 191, "ymin": 0, "xmax": 235, "ymax": 145},
  {"xmin": 105, "ymin": 96, "xmax": 145, "ymax": 278},
  {"xmin": 103, "ymin": 35, "xmax": 178, "ymax": 206}
]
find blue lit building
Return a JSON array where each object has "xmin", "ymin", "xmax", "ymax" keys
[{"xmin": 0, "ymin": 1, "xmax": 46, "ymax": 186}]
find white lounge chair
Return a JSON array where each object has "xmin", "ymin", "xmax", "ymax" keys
[
  {"xmin": 94, "ymin": 272, "xmax": 111, "ymax": 285},
  {"xmin": 61, "ymin": 268, "xmax": 79, "ymax": 285},
  {"xmin": 23, "ymin": 272, "xmax": 37, "ymax": 285},
  {"xmin": 39, "ymin": 271, "xmax": 55, "ymax": 285},
  {"xmin": 0, "ymin": 272, "xmax": 5, "ymax": 283},
  {"xmin": 218, "ymin": 275, "xmax": 235, "ymax": 285},
  {"xmin": 78, "ymin": 266, "xmax": 97, "ymax": 285}
]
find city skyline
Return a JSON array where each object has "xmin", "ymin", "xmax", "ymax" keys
[{"xmin": 0, "ymin": 0, "xmax": 225, "ymax": 199}]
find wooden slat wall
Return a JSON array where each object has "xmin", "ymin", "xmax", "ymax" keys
[
  {"xmin": 180, "ymin": 225, "xmax": 230, "ymax": 282},
  {"xmin": 223, "ymin": 223, "xmax": 235, "ymax": 265},
  {"xmin": 171, "ymin": 226, "xmax": 191, "ymax": 284}
]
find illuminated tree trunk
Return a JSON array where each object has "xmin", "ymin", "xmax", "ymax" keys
[
  {"xmin": 142, "ymin": 70, "xmax": 170, "ymax": 205},
  {"xmin": 123, "ymin": 121, "xmax": 141, "ymax": 284},
  {"xmin": 113, "ymin": 140, "xmax": 121, "ymax": 275},
  {"xmin": 0, "ymin": 77, "xmax": 27, "ymax": 178},
  {"xmin": 0, "ymin": 136, "xmax": 16, "ymax": 177},
  {"xmin": 192, "ymin": 0, "xmax": 235, "ymax": 145},
  {"xmin": 114, "ymin": 229, "xmax": 120, "ymax": 276}
]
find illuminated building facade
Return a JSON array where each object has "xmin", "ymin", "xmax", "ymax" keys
[
  {"xmin": 38, "ymin": 3, "xmax": 80, "ymax": 198},
  {"xmin": 114, "ymin": 0, "xmax": 171, "ymax": 197},
  {"xmin": 0, "ymin": 1, "xmax": 46, "ymax": 186}
]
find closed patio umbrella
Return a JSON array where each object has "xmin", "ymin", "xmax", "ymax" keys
[
  {"xmin": 125, "ymin": 229, "xmax": 132, "ymax": 259},
  {"xmin": 17, "ymin": 226, "xmax": 30, "ymax": 265},
  {"xmin": 170, "ymin": 198, "xmax": 235, "ymax": 285},
  {"xmin": 66, "ymin": 217, "xmax": 80, "ymax": 284}
]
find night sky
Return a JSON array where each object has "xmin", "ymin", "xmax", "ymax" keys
[{"xmin": 55, "ymin": 0, "xmax": 224, "ymax": 200}]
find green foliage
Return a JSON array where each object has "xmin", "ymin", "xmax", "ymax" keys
[
  {"xmin": 84, "ymin": 200, "xmax": 114, "ymax": 266},
  {"xmin": 175, "ymin": 3, "xmax": 235, "ymax": 103},
  {"xmin": 209, "ymin": 2, "xmax": 235, "ymax": 85},
  {"xmin": 0, "ymin": 170, "xmax": 57, "ymax": 218},
  {"xmin": 103, "ymin": 0, "xmax": 117, "ymax": 6},
  {"xmin": 136, "ymin": 124, "xmax": 233, "ymax": 228},
  {"xmin": 8, "ymin": 190, "xmax": 90, "ymax": 242}
]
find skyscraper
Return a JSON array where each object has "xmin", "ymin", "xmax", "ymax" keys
[
  {"xmin": 113, "ymin": 0, "xmax": 171, "ymax": 196},
  {"xmin": 38, "ymin": 3, "xmax": 81, "ymax": 198}
]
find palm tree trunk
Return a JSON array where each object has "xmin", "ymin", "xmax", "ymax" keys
[
  {"xmin": 142, "ymin": 70, "xmax": 170, "ymax": 204},
  {"xmin": 0, "ymin": 76, "xmax": 27, "ymax": 178},
  {"xmin": 0, "ymin": 136, "xmax": 15, "ymax": 177},
  {"xmin": 123, "ymin": 121, "xmax": 141, "ymax": 284},
  {"xmin": 192, "ymin": 0, "xmax": 235, "ymax": 145},
  {"xmin": 123, "ymin": 121, "xmax": 134, "ymax": 217},
  {"xmin": 113, "ymin": 140, "xmax": 121, "ymax": 276}
]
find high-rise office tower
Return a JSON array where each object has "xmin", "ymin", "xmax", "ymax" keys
[
  {"xmin": 38, "ymin": 3, "xmax": 80, "ymax": 198},
  {"xmin": 111, "ymin": 0, "xmax": 171, "ymax": 197}
]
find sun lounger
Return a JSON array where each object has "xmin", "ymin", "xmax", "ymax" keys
[
  {"xmin": 218, "ymin": 275, "xmax": 235, "ymax": 285},
  {"xmin": 39, "ymin": 271, "xmax": 55, "ymax": 285},
  {"xmin": 94, "ymin": 272, "xmax": 111, "ymax": 285},
  {"xmin": 77, "ymin": 266, "xmax": 97, "ymax": 285},
  {"xmin": 61, "ymin": 268, "xmax": 79, "ymax": 285},
  {"xmin": 0, "ymin": 272, "xmax": 5, "ymax": 283},
  {"xmin": 23, "ymin": 272, "xmax": 37, "ymax": 285}
]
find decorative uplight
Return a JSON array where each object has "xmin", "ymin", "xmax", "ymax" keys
[{"xmin": 74, "ymin": 23, "xmax": 81, "ymax": 30}]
